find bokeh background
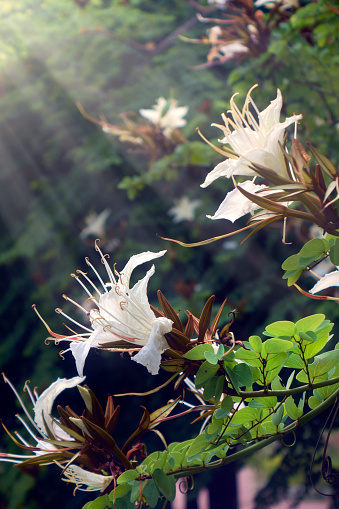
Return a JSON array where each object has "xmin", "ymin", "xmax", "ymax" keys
[{"xmin": 1, "ymin": 1, "xmax": 339, "ymax": 507}]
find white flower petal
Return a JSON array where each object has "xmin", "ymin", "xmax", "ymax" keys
[
  {"xmin": 131, "ymin": 265, "xmax": 156, "ymax": 321},
  {"xmin": 34, "ymin": 376, "xmax": 85, "ymax": 435},
  {"xmin": 63, "ymin": 465, "xmax": 113, "ymax": 492},
  {"xmin": 309, "ymin": 270, "xmax": 339, "ymax": 294},
  {"xmin": 121, "ymin": 250, "xmax": 166, "ymax": 288},
  {"xmin": 132, "ymin": 317, "xmax": 173, "ymax": 375},
  {"xmin": 207, "ymin": 180, "xmax": 268, "ymax": 222},
  {"xmin": 70, "ymin": 341, "xmax": 93, "ymax": 378}
]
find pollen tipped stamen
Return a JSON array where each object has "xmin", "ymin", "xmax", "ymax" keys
[
  {"xmin": 32, "ymin": 305, "xmax": 66, "ymax": 339},
  {"xmin": 24, "ymin": 381, "xmax": 37, "ymax": 406},
  {"xmin": 14, "ymin": 431, "xmax": 31, "ymax": 447},
  {"xmin": 76, "ymin": 270, "xmax": 102, "ymax": 298},
  {"xmin": 71, "ymin": 274, "xmax": 95, "ymax": 300},
  {"xmin": 56, "ymin": 306, "xmax": 93, "ymax": 333},
  {"xmin": 94, "ymin": 240, "xmax": 116, "ymax": 286},
  {"xmin": 85, "ymin": 257, "xmax": 108, "ymax": 293},
  {"xmin": 2, "ymin": 374, "xmax": 41, "ymax": 434},
  {"xmin": 63, "ymin": 294, "xmax": 98, "ymax": 314}
]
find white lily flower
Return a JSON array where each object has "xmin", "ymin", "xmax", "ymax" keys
[
  {"xmin": 42, "ymin": 246, "xmax": 173, "ymax": 376},
  {"xmin": 139, "ymin": 97, "xmax": 188, "ymax": 138},
  {"xmin": 168, "ymin": 196, "xmax": 201, "ymax": 223},
  {"xmin": 207, "ymin": 180, "xmax": 268, "ymax": 222},
  {"xmin": 1, "ymin": 375, "xmax": 85, "ymax": 464},
  {"xmin": 309, "ymin": 269, "xmax": 339, "ymax": 294},
  {"xmin": 201, "ymin": 85, "xmax": 302, "ymax": 188},
  {"xmin": 62, "ymin": 465, "xmax": 113, "ymax": 492}
]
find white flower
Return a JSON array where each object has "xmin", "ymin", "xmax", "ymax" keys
[
  {"xmin": 309, "ymin": 269, "xmax": 339, "ymax": 294},
  {"xmin": 206, "ymin": 180, "xmax": 268, "ymax": 222},
  {"xmin": 201, "ymin": 85, "xmax": 302, "ymax": 188},
  {"xmin": 46, "ymin": 246, "xmax": 173, "ymax": 376},
  {"xmin": 80, "ymin": 209, "xmax": 111, "ymax": 240},
  {"xmin": 208, "ymin": 0, "xmax": 228, "ymax": 6},
  {"xmin": 168, "ymin": 196, "xmax": 201, "ymax": 223},
  {"xmin": 219, "ymin": 42, "xmax": 249, "ymax": 59},
  {"xmin": 139, "ymin": 97, "xmax": 188, "ymax": 138},
  {"xmin": 255, "ymin": 0, "xmax": 299, "ymax": 10},
  {"xmin": 1, "ymin": 375, "xmax": 85, "ymax": 464},
  {"xmin": 62, "ymin": 465, "xmax": 113, "ymax": 492}
]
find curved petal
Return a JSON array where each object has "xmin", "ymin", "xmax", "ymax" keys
[
  {"xmin": 130, "ymin": 265, "xmax": 156, "ymax": 321},
  {"xmin": 132, "ymin": 317, "xmax": 173, "ymax": 375},
  {"xmin": 259, "ymin": 89, "xmax": 283, "ymax": 132},
  {"xmin": 121, "ymin": 250, "xmax": 167, "ymax": 288},
  {"xmin": 207, "ymin": 181, "xmax": 268, "ymax": 222},
  {"xmin": 34, "ymin": 376, "xmax": 85, "ymax": 435},
  {"xmin": 63, "ymin": 465, "xmax": 113, "ymax": 491},
  {"xmin": 309, "ymin": 270, "xmax": 339, "ymax": 294},
  {"xmin": 200, "ymin": 159, "xmax": 237, "ymax": 187}
]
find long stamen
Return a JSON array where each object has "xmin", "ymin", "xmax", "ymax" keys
[
  {"xmin": 85, "ymin": 257, "xmax": 108, "ymax": 293},
  {"xmin": 63, "ymin": 293, "xmax": 99, "ymax": 311},
  {"xmin": 71, "ymin": 274, "xmax": 94, "ymax": 300},
  {"xmin": 90, "ymin": 312, "xmax": 147, "ymax": 343},
  {"xmin": 119, "ymin": 303, "xmax": 153, "ymax": 331},
  {"xmin": 2, "ymin": 374, "xmax": 41, "ymax": 434},
  {"xmin": 15, "ymin": 414, "xmax": 41, "ymax": 440},
  {"xmin": 24, "ymin": 381, "xmax": 37, "ymax": 406},
  {"xmin": 76, "ymin": 270, "xmax": 102, "ymax": 297},
  {"xmin": 94, "ymin": 302, "xmax": 150, "ymax": 339},
  {"xmin": 117, "ymin": 288, "xmax": 155, "ymax": 327},
  {"xmin": 14, "ymin": 431, "xmax": 32, "ymax": 447},
  {"xmin": 95, "ymin": 240, "xmax": 116, "ymax": 286},
  {"xmin": 57, "ymin": 305, "xmax": 93, "ymax": 332}
]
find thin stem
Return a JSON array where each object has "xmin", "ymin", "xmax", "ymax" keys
[{"xmin": 238, "ymin": 375, "xmax": 339, "ymax": 399}]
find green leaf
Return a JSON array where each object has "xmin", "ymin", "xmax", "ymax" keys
[
  {"xmin": 299, "ymin": 331, "xmax": 318, "ymax": 342},
  {"xmin": 287, "ymin": 270, "xmax": 304, "ymax": 286},
  {"xmin": 187, "ymin": 433, "xmax": 209, "ymax": 458},
  {"xmin": 183, "ymin": 344, "xmax": 214, "ymax": 360},
  {"xmin": 285, "ymin": 353, "xmax": 305, "ymax": 369},
  {"xmin": 231, "ymin": 407, "xmax": 260, "ymax": 425},
  {"xmin": 152, "ymin": 470, "xmax": 176, "ymax": 501},
  {"xmin": 215, "ymin": 376, "xmax": 225, "ymax": 405},
  {"xmin": 249, "ymin": 335, "xmax": 262, "ymax": 353},
  {"xmin": 271, "ymin": 404, "xmax": 284, "ymax": 427},
  {"xmin": 329, "ymin": 239, "xmax": 339, "ymax": 265},
  {"xmin": 231, "ymin": 363, "xmax": 253, "ymax": 387},
  {"xmin": 285, "ymin": 396, "xmax": 302, "ymax": 420},
  {"xmin": 265, "ymin": 321, "xmax": 295, "ymax": 337},
  {"xmin": 83, "ymin": 495, "xmax": 110, "ymax": 509},
  {"xmin": 299, "ymin": 238, "xmax": 328, "ymax": 258},
  {"xmin": 308, "ymin": 396, "xmax": 322, "ymax": 409},
  {"xmin": 295, "ymin": 314, "xmax": 325, "ymax": 333},
  {"xmin": 195, "ymin": 361, "xmax": 219, "ymax": 389},
  {"xmin": 308, "ymin": 350, "xmax": 339, "ymax": 380},
  {"xmin": 204, "ymin": 351, "xmax": 219, "ymax": 365},
  {"xmin": 281, "ymin": 254, "xmax": 300, "ymax": 270},
  {"xmin": 117, "ymin": 470, "xmax": 139, "ymax": 485},
  {"xmin": 142, "ymin": 480, "xmax": 160, "ymax": 508},
  {"xmin": 112, "ymin": 484, "xmax": 133, "ymax": 500},
  {"xmin": 262, "ymin": 338, "xmax": 293, "ymax": 354},
  {"xmin": 235, "ymin": 349, "xmax": 261, "ymax": 367},
  {"xmin": 214, "ymin": 396, "xmax": 233, "ymax": 419},
  {"xmin": 203, "ymin": 377, "xmax": 218, "ymax": 401}
]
